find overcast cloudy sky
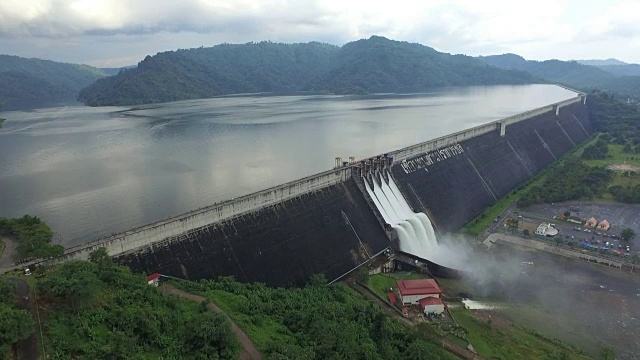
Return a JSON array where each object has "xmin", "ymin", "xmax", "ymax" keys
[{"xmin": 1, "ymin": 0, "xmax": 638, "ymax": 67}]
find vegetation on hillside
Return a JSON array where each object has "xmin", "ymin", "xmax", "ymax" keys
[
  {"xmin": 303, "ymin": 36, "xmax": 536, "ymax": 95},
  {"xmin": 580, "ymin": 139, "xmax": 609, "ymax": 159},
  {"xmin": 517, "ymin": 157, "xmax": 612, "ymax": 207},
  {"xmin": 479, "ymin": 54, "xmax": 640, "ymax": 99},
  {"xmin": 34, "ymin": 250, "xmax": 239, "ymax": 359},
  {"xmin": 173, "ymin": 275, "xmax": 457, "ymax": 360},
  {"xmin": 79, "ymin": 41, "xmax": 340, "ymax": 106},
  {"xmin": 594, "ymin": 64, "xmax": 640, "ymax": 77},
  {"xmin": 449, "ymin": 308, "xmax": 590, "ymax": 360},
  {"xmin": 0, "ymin": 55, "xmax": 107, "ymax": 110},
  {"xmin": 0, "ymin": 279, "xmax": 35, "ymax": 357},
  {"xmin": 0, "ymin": 216, "xmax": 63, "ymax": 261},
  {"xmin": 78, "ymin": 36, "xmax": 536, "ymax": 106},
  {"xmin": 587, "ymin": 92, "xmax": 640, "ymax": 143}
]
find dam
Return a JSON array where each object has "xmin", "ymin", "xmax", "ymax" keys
[{"xmin": 38, "ymin": 91, "xmax": 591, "ymax": 286}]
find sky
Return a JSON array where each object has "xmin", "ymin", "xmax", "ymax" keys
[{"xmin": 0, "ymin": 0, "xmax": 639, "ymax": 67}]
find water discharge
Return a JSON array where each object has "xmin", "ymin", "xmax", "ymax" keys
[{"xmin": 365, "ymin": 171, "xmax": 440, "ymax": 261}]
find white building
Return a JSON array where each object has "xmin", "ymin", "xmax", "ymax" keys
[
  {"xmin": 396, "ymin": 279, "xmax": 442, "ymax": 305},
  {"xmin": 535, "ymin": 223, "xmax": 558, "ymax": 237},
  {"xmin": 420, "ymin": 297, "xmax": 445, "ymax": 315}
]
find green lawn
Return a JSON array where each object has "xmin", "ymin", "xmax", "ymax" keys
[
  {"xmin": 450, "ymin": 308, "xmax": 591, "ymax": 360},
  {"xmin": 367, "ymin": 272, "xmax": 425, "ymax": 300},
  {"xmin": 583, "ymin": 143, "xmax": 640, "ymax": 168}
]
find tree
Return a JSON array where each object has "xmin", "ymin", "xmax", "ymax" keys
[
  {"xmin": 506, "ymin": 218, "xmax": 519, "ymax": 233},
  {"xmin": 185, "ymin": 311, "xmax": 239, "ymax": 360},
  {"xmin": 0, "ymin": 279, "xmax": 14, "ymax": 305},
  {"xmin": 356, "ymin": 267, "xmax": 369, "ymax": 285},
  {"xmin": 522, "ymin": 229, "xmax": 530, "ymax": 237},
  {"xmin": 89, "ymin": 247, "xmax": 112, "ymax": 269},
  {"xmin": 600, "ymin": 346, "xmax": 616, "ymax": 360},
  {"xmin": 0, "ymin": 304, "xmax": 35, "ymax": 346},
  {"xmin": 621, "ymin": 228, "xmax": 636, "ymax": 241},
  {"xmin": 39, "ymin": 260, "xmax": 100, "ymax": 311}
]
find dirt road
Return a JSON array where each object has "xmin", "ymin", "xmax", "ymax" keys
[
  {"xmin": 160, "ymin": 284, "xmax": 262, "ymax": 360},
  {"xmin": 14, "ymin": 279, "xmax": 39, "ymax": 360}
]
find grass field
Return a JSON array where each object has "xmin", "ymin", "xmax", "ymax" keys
[
  {"xmin": 582, "ymin": 143, "xmax": 640, "ymax": 168},
  {"xmin": 0, "ymin": 239, "xmax": 5, "ymax": 259},
  {"xmin": 450, "ymin": 308, "xmax": 591, "ymax": 360},
  {"xmin": 367, "ymin": 272, "xmax": 425, "ymax": 300}
]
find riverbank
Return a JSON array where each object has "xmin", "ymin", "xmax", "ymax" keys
[{"xmin": 445, "ymin": 240, "xmax": 640, "ymax": 359}]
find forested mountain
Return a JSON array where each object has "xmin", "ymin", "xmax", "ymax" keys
[
  {"xmin": 303, "ymin": 36, "xmax": 536, "ymax": 94},
  {"xmin": 0, "ymin": 55, "xmax": 108, "ymax": 110},
  {"xmin": 100, "ymin": 65, "xmax": 137, "ymax": 76},
  {"xmin": 79, "ymin": 42, "xmax": 340, "ymax": 106},
  {"xmin": 479, "ymin": 54, "xmax": 640, "ymax": 98},
  {"xmin": 577, "ymin": 59, "xmax": 627, "ymax": 66},
  {"xmin": 78, "ymin": 36, "xmax": 537, "ymax": 106},
  {"xmin": 595, "ymin": 64, "xmax": 640, "ymax": 77}
]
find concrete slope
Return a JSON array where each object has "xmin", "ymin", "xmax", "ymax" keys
[
  {"xmin": 118, "ymin": 178, "xmax": 389, "ymax": 287},
  {"xmin": 392, "ymin": 102, "xmax": 592, "ymax": 233}
]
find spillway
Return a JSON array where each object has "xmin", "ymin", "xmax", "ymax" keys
[{"xmin": 365, "ymin": 172, "xmax": 438, "ymax": 260}]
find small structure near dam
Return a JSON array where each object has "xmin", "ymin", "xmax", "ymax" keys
[{"xmin": 36, "ymin": 90, "xmax": 592, "ymax": 286}]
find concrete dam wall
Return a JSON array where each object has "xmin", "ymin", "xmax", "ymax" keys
[
  {"xmin": 118, "ymin": 178, "xmax": 390, "ymax": 287},
  {"xmin": 43, "ymin": 90, "xmax": 591, "ymax": 286},
  {"xmin": 391, "ymin": 99, "xmax": 592, "ymax": 233}
]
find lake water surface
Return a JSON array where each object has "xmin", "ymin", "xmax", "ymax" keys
[{"xmin": 0, "ymin": 84, "xmax": 577, "ymax": 246}]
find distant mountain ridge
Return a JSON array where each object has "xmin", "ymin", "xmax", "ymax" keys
[
  {"xmin": 78, "ymin": 36, "xmax": 538, "ymax": 106},
  {"xmin": 577, "ymin": 59, "xmax": 628, "ymax": 66},
  {"xmin": 0, "ymin": 55, "xmax": 108, "ymax": 110},
  {"xmin": 478, "ymin": 54, "xmax": 640, "ymax": 99}
]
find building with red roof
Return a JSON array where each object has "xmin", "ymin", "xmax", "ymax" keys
[
  {"xmin": 147, "ymin": 273, "xmax": 160, "ymax": 286},
  {"xmin": 396, "ymin": 279, "xmax": 442, "ymax": 305},
  {"xmin": 419, "ymin": 297, "xmax": 445, "ymax": 315},
  {"xmin": 597, "ymin": 220, "xmax": 610, "ymax": 231},
  {"xmin": 585, "ymin": 217, "xmax": 598, "ymax": 227}
]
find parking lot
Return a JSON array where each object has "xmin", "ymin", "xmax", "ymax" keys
[{"xmin": 520, "ymin": 202, "xmax": 640, "ymax": 256}]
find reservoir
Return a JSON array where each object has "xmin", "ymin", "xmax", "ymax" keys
[{"xmin": 0, "ymin": 84, "xmax": 576, "ymax": 246}]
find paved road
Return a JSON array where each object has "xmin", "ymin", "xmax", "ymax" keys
[
  {"xmin": 160, "ymin": 284, "xmax": 262, "ymax": 360},
  {"xmin": 14, "ymin": 279, "xmax": 38, "ymax": 360},
  {"xmin": 484, "ymin": 233, "xmax": 626, "ymax": 269},
  {"xmin": 0, "ymin": 236, "xmax": 16, "ymax": 271}
]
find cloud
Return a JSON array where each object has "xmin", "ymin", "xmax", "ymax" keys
[{"xmin": 0, "ymin": 0, "xmax": 638, "ymax": 66}]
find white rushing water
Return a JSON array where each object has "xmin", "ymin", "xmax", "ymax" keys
[{"xmin": 365, "ymin": 172, "xmax": 439, "ymax": 260}]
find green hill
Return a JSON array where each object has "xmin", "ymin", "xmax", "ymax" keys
[
  {"xmin": 79, "ymin": 41, "xmax": 340, "ymax": 106},
  {"xmin": 304, "ymin": 36, "xmax": 536, "ymax": 94},
  {"xmin": 595, "ymin": 64, "xmax": 640, "ymax": 77},
  {"xmin": 479, "ymin": 54, "xmax": 640, "ymax": 98},
  {"xmin": 78, "ymin": 36, "xmax": 537, "ymax": 106},
  {"xmin": 0, "ymin": 55, "xmax": 107, "ymax": 110}
]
